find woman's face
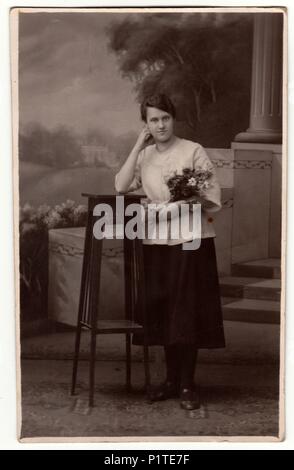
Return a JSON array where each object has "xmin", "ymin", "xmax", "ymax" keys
[{"xmin": 146, "ymin": 106, "xmax": 174, "ymax": 144}]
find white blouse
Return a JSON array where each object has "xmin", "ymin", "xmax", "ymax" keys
[{"xmin": 115, "ymin": 137, "xmax": 222, "ymax": 245}]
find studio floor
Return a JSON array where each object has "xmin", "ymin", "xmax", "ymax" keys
[{"xmin": 19, "ymin": 322, "xmax": 281, "ymax": 441}]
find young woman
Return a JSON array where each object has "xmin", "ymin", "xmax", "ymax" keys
[{"xmin": 115, "ymin": 94, "xmax": 225, "ymax": 410}]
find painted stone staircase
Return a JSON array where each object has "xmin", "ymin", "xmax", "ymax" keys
[{"xmin": 220, "ymin": 258, "xmax": 281, "ymax": 324}]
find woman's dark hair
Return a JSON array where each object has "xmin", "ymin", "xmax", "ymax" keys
[{"xmin": 140, "ymin": 94, "xmax": 176, "ymax": 122}]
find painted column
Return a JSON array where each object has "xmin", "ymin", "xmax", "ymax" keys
[{"xmin": 235, "ymin": 13, "xmax": 283, "ymax": 144}]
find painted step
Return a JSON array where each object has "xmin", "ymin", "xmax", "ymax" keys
[
  {"xmin": 231, "ymin": 259, "xmax": 281, "ymax": 279},
  {"xmin": 222, "ymin": 298, "xmax": 281, "ymax": 324},
  {"xmin": 220, "ymin": 277, "xmax": 281, "ymax": 301}
]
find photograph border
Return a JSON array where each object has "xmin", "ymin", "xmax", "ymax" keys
[{"xmin": 10, "ymin": 4, "xmax": 287, "ymax": 444}]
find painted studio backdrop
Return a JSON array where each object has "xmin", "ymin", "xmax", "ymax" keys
[{"xmin": 17, "ymin": 9, "xmax": 283, "ymax": 438}]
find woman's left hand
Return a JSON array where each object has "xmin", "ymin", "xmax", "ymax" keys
[
  {"xmin": 158, "ymin": 198, "xmax": 202, "ymax": 220},
  {"xmin": 156, "ymin": 200, "xmax": 185, "ymax": 221}
]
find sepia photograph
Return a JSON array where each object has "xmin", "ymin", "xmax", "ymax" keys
[{"xmin": 11, "ymin": 6, "xmax": 285, "ymax": 441}]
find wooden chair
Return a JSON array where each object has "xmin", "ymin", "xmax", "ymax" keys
[{"xmin": 71, "ymin": 194, "xmax": 150, "ymax": 407}]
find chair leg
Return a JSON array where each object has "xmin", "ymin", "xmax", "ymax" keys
[
  {"xmin": 71, "ymin": 322, "xmax": 82, "ymax": 395},
  {"xmin": 71, "ymin": 202, "xmax": 92, "ymax": 396},
  {"xmin": 89, "ymin": 328, "xmax": 97, "ymax": 407},
  {"xmin": 143, "ymin": 343, "xmax": 151, "ymax": 392},
  {"xmin": 126, "ymin": 333, "xmax": 131, "ymax": 392},
  {"xmin": 135, "ymin": 238, "xmax": 151, "ymax": 393},
  {"xmin": 88, "ymin": 234, "xmax": 102, "ymax": 408}
]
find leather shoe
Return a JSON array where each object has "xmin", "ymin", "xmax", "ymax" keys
[
  {"xmin": 180, "ymin": 386, "xmax": 200, "ymax": 410},
  {"xmin": 148, "ymin": 381, "xmax": 179, "ymax": 402}
]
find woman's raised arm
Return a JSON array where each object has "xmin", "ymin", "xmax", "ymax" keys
[{"xmin": 115, "ymin": 126, "xmax": 151, "ymax": 194}]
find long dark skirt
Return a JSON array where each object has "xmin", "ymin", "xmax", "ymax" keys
[{"xmin": 133, "ymin": 238, "xmax": 225, "ymax": 348}]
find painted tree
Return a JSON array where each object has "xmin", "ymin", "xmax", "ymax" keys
[{"xmin": 107, "ymin": 13, "xmax": 253, "ymax": 146}]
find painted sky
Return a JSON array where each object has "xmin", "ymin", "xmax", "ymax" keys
[{"xmin": 19, "ymin": 12, "xmax": 141, "ymax": 137}]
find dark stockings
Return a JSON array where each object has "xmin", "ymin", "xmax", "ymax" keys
[
  {"xmin": 164, "ymin": 344, "xmax": 198, "ymax": 390},
  {"xmin": 164, "ymin": 345, "xmax": 181, "ymax": 386}
]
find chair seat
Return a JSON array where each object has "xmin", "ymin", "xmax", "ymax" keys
[{"xmin": 95, "ymin": 319, "xmax": 143, "ymax": 334}]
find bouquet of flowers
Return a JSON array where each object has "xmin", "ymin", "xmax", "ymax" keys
[{"xmin": 165, "ymin": 167, "xmax": 213, "ymax": 202}]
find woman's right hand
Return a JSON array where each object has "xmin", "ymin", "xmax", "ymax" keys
[{"xmin": 134, "ymin": 126, "xmax": 153, "ymax": 151}]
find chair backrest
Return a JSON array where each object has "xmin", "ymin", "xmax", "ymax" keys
[
  {"xmin": 81, "ymin": 194, "xmax": 146, "ymax": 327},
  {"xmin": 82, "ymin": 193, "xmax": 142, "ymax": 225}
]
